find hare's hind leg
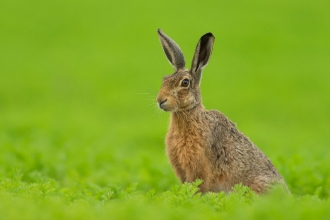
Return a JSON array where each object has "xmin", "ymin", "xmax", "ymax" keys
[{"xmin": 247, "ymin": 176, "xmax": 273, "ymax": 194}]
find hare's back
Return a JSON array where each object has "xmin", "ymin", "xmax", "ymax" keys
[{"xmin": 205, "ymin": 110, "xmax": 284, "ymax": 181}]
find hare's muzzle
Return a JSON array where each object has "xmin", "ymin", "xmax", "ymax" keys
[{"xmin": 158, "ymin": 99, "xmax": 168, "ymax": 110}]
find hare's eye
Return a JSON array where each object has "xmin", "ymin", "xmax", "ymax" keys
[{"xmin": 181, "ymin": 79, "xmax": 190, "ymax": 87}]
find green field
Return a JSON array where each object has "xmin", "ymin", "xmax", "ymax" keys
[{"xmin": 1, "ymin": 0, "xmax": 330, "ymax": 219}]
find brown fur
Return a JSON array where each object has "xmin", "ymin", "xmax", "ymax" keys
[{"xmin": 156, "ymin": 29, "xmax": 288, "ymax": 194}]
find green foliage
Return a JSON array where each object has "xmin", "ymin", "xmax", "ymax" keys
[{"xmin": 0, "ymin": 0, "xmax": 330, "ymax": 219}]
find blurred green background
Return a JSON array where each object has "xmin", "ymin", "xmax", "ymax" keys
[{"xmin": 0, "ymin": 0, "xmax": 330, "ymax": 217}]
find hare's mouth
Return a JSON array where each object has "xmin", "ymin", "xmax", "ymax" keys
[
  {"xmin": 158, "ymin": 99, "xmax": 172, "ymax": 111},
  {"xmin": 159, "ymin": 99, "xmax": 167, "ymax": 110}
]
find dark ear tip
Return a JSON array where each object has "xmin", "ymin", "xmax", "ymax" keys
[
  {"xmin": 157, "ymin": 28, "xmax": 162, "ymax": 35},
  {"xmin": 202, "ymin": 32, "xmax": 215, "ymax": 40}
]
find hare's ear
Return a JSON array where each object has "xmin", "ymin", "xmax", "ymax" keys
[
  {"xmin": 157, "ymin": 29, "xmax": 186, "ymax": 71},
  {"xmin": 190, "ymin": 33, "xmax": 215, "ymax": 83}
]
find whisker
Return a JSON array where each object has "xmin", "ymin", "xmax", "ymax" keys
[{"xmin": 136, "ymin": 93, "xmax": 151, "ymax": 95}]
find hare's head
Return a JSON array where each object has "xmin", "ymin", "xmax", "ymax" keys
[{"xmin": 156, "ymin": 29, "xmax": 215, "ymax": 112}]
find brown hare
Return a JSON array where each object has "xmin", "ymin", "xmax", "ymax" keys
[{"xmin": 156, "ymin": 29, "xmax": 288, "ymax": 194}]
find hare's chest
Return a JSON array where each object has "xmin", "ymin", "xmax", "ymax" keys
[{"xmin": 165, "ymin": 129, "xmax": 207, "ymax": 170}]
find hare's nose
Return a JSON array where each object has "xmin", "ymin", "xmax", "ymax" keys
[{"xmin": 159, "ymin": 99, "xmax": 167, "ymax": 108}]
